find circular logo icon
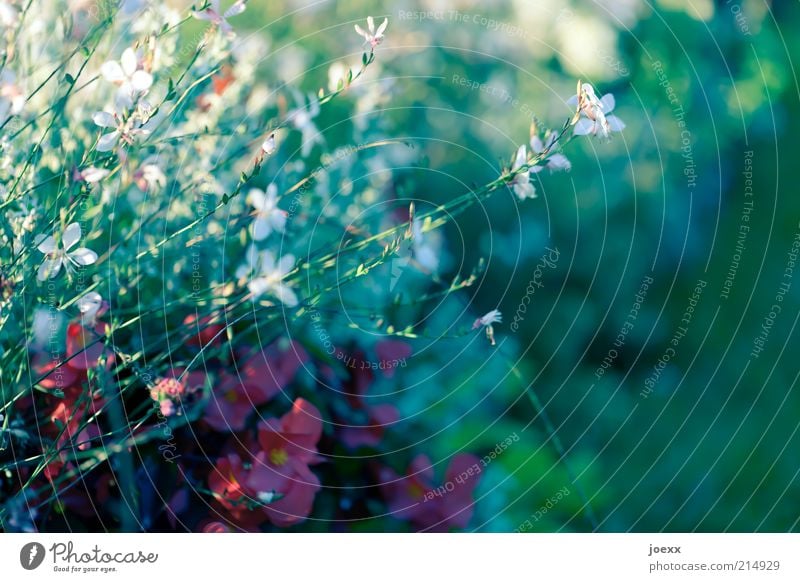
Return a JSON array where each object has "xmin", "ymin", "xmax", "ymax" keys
[{"xmin": 19, "ymin": 542, "xmax": 46, "ymax": 570}]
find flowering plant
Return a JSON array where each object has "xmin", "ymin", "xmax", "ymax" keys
[{"xmin": 0, "ymin": 2, "xmax": 620, "ymax": 532}]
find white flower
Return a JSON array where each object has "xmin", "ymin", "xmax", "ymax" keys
[
  {"xmin": 0, "ymin": 71, "xmax": 24, "ymax": 123},
  {"xmin": 0, "ymin": 1, "xmax": 19, "ymax": 28},
  {"xmin": 247, "ymin": 184, "xmax": 286, "ymax": 241},
  {"xmin": 530, "ymin": 132, "xmax": 571, "ymax": 173},
  {"xmin": 473, "ymin": 309, "xmax": 502, "ymax": 346},
  {"xmin": 79, "ymin": 166, "xmax": 110, "ymax": 183},
  {"xmin": 192, "ymin": 0, "xmax": 246, "ymax": 36},
  {"xmin": 77, "ymin": 291, "xmax": 103, "ymax": 325},
  {"xmin": 288, "ymin": 92, "xmax": 323, "ymax": 157},
  {"xmin": 472, "ymin": 309, "xmax": 502, "ymax": 329},
  {"xmin": 411, "ymin": 217, "xmax": 441, "ymax": 273},
  {"xmin": 134, "ymin": 157, "xmax": 166, "ymax": 191},
  {"xmin": 100, "ymin": 48, "xmax": 153, "ymax": 109},
  {"xmin": 568, "ymin": 82, "xmax": 625, "ymax": 138},
  {"xmin": 509, "ymin": 145, "xmax": 536, "ymax": 200},
  {"xmin": 261, "ymin": 132, "xmax": 276, "ymax": 155},
  {"xmin": 92, "ymin": 109, "xmax": 152, "ymax": 152},
  {"xmin": 354, "ymin": 16, "xmax": 388, "ymax": 48},
  {"xmin": 31, "ymin": 306, "xmax": 55, "ymax": 347},
  {"xmin": 35, "ymin": 222, "xmax": 98, "ymax": 281},
  {"xmin": 236, "ymin": 246, "xmax": 298, "ymax": 307}
]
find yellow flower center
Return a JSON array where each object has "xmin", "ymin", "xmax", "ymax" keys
[
  {"xmin": 269, "ymin": 447, "xmax": 289, "ymax": 466},
  {"xmin": 407, "ymin": 483, "xmax": 424, "ymax": 499}
]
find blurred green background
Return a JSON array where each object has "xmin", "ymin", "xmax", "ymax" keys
[{"xmin": 226, "ymin": 0, "xmax": 800, "ymax": 531}]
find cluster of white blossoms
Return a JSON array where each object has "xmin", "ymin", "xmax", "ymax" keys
[
  {"xmin": 0, "ymin": 3, "xmax": 407, "ymax": 330},
  {"xmin": 492, "ymin": 80, "xmax": 625, "ymax": 345},
  {"xmin": 509, "ymin": 81, "xmax": 624, "ymax": 202}
]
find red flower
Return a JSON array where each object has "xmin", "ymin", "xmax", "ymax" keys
[
  {"xmin": 183, "ymin": 314, "xmax": 225, "ymax": 349},
  {"xmin": 65, "ymin": 321, "xmax": 114, "ymax": 371},
  {"xmin": 209, "ymin": 399, "xmax": 323, "ymax": 528},
  {"xmin": 375, "ymin": 340, "xmax": 411, "ymax": 378},
  {"xmin": 204, "ymin": 340, "xmax": 307, "ymax": 432},
  {"xmin": 380, "ymin": 454, "xmax": 482, "ymax": 531},
  {"xmin": 331, "ymin": 347, "xmax": 400, "ymax": 449},
  {"xmin": 149, "ymin": 368, "xmax": 206, "ymax": 417}
]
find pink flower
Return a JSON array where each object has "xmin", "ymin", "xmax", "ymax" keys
[
  {"xmin": 149, "ymin": 368, "xmax": 206, "ymax": 417},
  {"xmin": 204, "ymin": 340, "xmax": 307, "ymax": 431},
  {"xmin": 65, "ymin": 321, "xmax": 114, "ymax": 371},
  {"xmin": 183, "ymin": 314, "xmax": 225, "ymax": 349},
  {"xmin": 209, "ymin": 399, "xmax": 323, "ymax": 527},
  {"xmin": 380, "ymin": 454, "xmax": 482, "ymax": 531},
  {"xmin": 354, "ymin": 16, "xmax": 388, "ymax": 49},
  {"xmin": 375, "ymin": 339, "xmax": 411, "ymax": 378},
  {"xmin": 568, "ymin": 82, "xmax": 625, "ymax": 138},
  {"xmin": 192, "ymin": 0, "xmax": 246, "ymax": 36},
  {"xmin": 330, "ymin": 347, "xmax": 401, "ymax": 449},
  {"xmin": 340, "ymin": 403, "xmax": 398, "ymax": 449}
]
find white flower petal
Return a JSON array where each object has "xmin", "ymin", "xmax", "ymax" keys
[
  {"xmin": 97, "ymin": 131, "xmax": 120, "ymax": 152},
  {"xmin": 38, "ymin": 257, "xmax": 62, "ymax": 281},
  {"xmin": 247, "ymin": 188, "xmax": 267, "ymax": 211},
  {"xmin": 573, "ymin": 118, "xmax": 596, "ymax": 136},
  {"xmin": 354, "ymin": 24, "xmax": 368, "ymax": 39},
  {"xmin": 100, "ymin": 60, "xmax": 125, "ymax": 83},
  {"xmin": 512, "ymin": 144, "xmax": 527, "ymax": 171},
  {"xmin": 273, "ymin": 284, "xmax": 298, "ymax": 307},
  {"xmin": 121, "ymin": 48, "xmax": 137, "ymax": 77},
  {"xmin": 69, "ymin": 247, "xmax": 98, "ymax": 266},
  {"xmin": 92, "ymin": 111, "xmax": 116, "ymax": 128},
  {"xmin": 130, "ymin": 70, "xmax": 153, "ymax": 92},
  {"xmin": 82, "ymin": 167, "xmax": 110, "ymax": 183},
  {"xmin": 376, "ymin": 18, "xmax": 388, "ymax": 37},
  {"xmin": 62, "ymin": 223, "xmax": 81, "ymax": 249},
  {"xmin": 247, "ymin": 277, "xmax": 269, "ymax": 297},
  {"xmin": 261, "ymin": 134, "xmax": 276, "ymax": 154},
  {"xmin": 600, "ymin": 93, "xmax": 616, "ymax": 113},
  {"xmin": 191, "ymin": 9, "xmax": 215, "ymax": 22},
  {"xmin": 270, "ymin": 211, "xmax": 287, "ymax": 233},
  {"xmin": 77, "ymin": 291, "xmax": 102, "ymax": 313},
  {"xmin": 513, "ymin": 182, "xmax": 536, "ymax": 201},
  {"xmin": 606, "ymin": 115, "xmax": 626, "ymax": 132},
  {"xmin": 547, "ymin": 153, "xmax": 571, "ymax": 171},
  {"xmin": 278, "ymin": 253, "xmax": 295, "ymax": 275},
  {"xmin": 36, "ymin": 234, "xmax": 56, "ymax": 254},
  {"xmin": 252, "ymin": 216, "xmax": 271, "ymax": 241},
  {"xmin": 224, "ymin": 0, "xmax": 246, "ymax": 17}
]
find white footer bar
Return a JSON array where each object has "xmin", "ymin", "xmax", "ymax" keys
[{"xmin": 1, "ymin": 533, "xmax": 797, "ymax": 581}]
